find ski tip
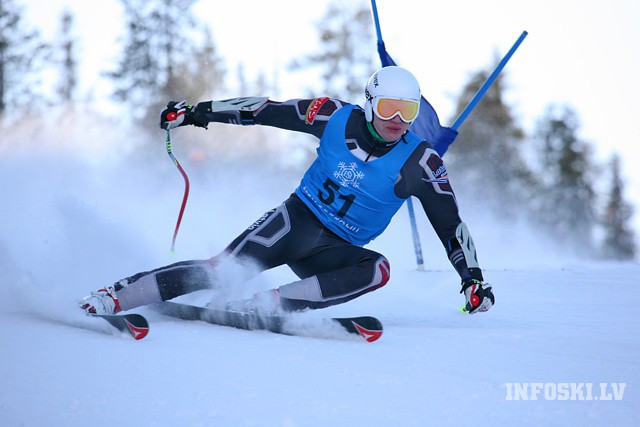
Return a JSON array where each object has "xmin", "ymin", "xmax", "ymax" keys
[
  {"xmin": 89, "ymin": 313, "xmax": 149, "ymax": 340},
  {"xmin": 351, "ymin": 321, "xmax": 383, "ymax": 343},
  {"xmin": 125, "ymin": 321, "xmax": 149, "ymax": 340},
  {"xmin": 124, "ymin": 318, "xmax": 149, "ymax": 340}
]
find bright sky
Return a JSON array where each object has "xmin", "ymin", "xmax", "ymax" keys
[{"xmin": 23, "ymin": 0, "xmax": 640, "ymax": 234}]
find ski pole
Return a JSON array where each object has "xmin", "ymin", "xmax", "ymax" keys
[{"xmin": 165, "ymin": 128, "xmax": 190, "ymax": 254}]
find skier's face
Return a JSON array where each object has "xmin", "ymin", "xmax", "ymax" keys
[{"xmin": 372, "ymin": 114, "xmax": 411, "ymax": 142}]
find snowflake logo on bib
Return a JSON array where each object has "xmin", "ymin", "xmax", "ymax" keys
[{"xmin": 333, "ymin": 161, "xmax": 364, "ymax": 188}]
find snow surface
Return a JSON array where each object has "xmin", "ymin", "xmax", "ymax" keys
[{"xmin": 1, "ymin": 124, "xmax": 638, "ymax": 426}]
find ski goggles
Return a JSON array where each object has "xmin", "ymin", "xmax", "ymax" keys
[{"xmin": 372, "ymin": 97, "xmax": 420, "ymax": 123}]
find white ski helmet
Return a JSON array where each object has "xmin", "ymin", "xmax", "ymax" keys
[{"xmin": 364, "ymin": 66, "xmax": 421, "ymax": 122}]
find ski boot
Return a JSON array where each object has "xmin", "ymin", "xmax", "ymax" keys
[{"xmin": 78, "ymin": 285, "xmax": 122, "ymax": 315}]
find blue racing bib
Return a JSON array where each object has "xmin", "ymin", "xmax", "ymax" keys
[{"xmin": 295, "ymin": 104, "xmax": 421, "ymax": 245}]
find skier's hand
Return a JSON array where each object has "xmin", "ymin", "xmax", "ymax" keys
[
  {"xmin": 460, "ymin": 279, "xmax": 494, "ymax": 314},
  {"xmin": 160, "ymin": 100, "xmax": 209, "ymax": 130}
]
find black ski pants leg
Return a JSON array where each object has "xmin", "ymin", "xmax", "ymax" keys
[{"xmin": 225, "ymin": 194, "xmax": 391, "ymax": 310}]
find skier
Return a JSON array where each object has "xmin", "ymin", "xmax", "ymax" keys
[{"xmin": 79, "ymin": 66, "xmax": 494, "ymax": 316}]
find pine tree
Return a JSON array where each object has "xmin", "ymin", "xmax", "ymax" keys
[
  {"xmin": 56, "ymin": 8, "xmax": 77, "ymax": 104},
  {"xmin": 0, "ymin": 0, "xmax": 48, "ymax": 115},
  {"xmin": 108, "ymin": 0, "xmax": 224, "ymax": 124},
  {"xmin": 291, "ymin": 0, "xmax": 375, "ymax": 102},
  {"xmin": 446, "ymin": 67, "xmax": 536, "ymax": 212},
  {"xmin": 236, "ymin": 63, "xmax": 248, "ymax": 95},
  {"xmin": 534, "ymin": 106, "xmax": 597, "ymax": 251},
  {"xmin": 602, "ymin": 154, "xmax": 636, "ymax": 260},
  {"xmin": 108, "ymin": 1, "xmax": 165, "ymax": 119},
  {"xmin": 167, "ymin": 26, "xmax": 225, "ymax": 102}
]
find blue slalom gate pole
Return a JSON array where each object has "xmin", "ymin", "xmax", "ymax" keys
[
  {"xmin": 370, "ymin": 0, "xmax": 383, "ymax": 44},
  {"xmin": 370, "ymin": 0, "xmax": 527, "ymax": 271},
  {"xmin": 370, "ymin": 0, "xmax": 426, "ymax": 271},
  {"xmin": 406, "ymin": 196, "xmax": 425, "ymax": 271}
]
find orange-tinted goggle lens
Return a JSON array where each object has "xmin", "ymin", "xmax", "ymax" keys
[{"xmin": 375, "ymin": 98, "xmax": 419, "ymax": 122}]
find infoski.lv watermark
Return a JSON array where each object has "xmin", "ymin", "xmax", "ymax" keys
[{"xmin": 505, "ymin": 383, "xmax": 626, "ymax": 401}]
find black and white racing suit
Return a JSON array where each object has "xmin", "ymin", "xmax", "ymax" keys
[{"xmin": 111, "ymin": 98, "xmax": 483, "ymax": 311}]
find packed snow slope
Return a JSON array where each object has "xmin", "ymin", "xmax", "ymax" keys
[{"xmin": 1, "ymin": 125, "xmax": 638, "ymax": 426}]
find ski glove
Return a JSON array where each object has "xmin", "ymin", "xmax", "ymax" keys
[
  {"xmin": 160, "ymin": 100, "xmax": 209, "ymax": 130},
  {"xmin": 461, "ymin": 279, "xmax": 494, "ymax": 314}
]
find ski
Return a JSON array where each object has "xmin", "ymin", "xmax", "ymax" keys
[
  {"xmin": 90, "ymin": 313, "xmax": 149, "ymax": 340},
  {"xmin": 153, "ymin": 301, "xmax": 382, "ymax": 343}
]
